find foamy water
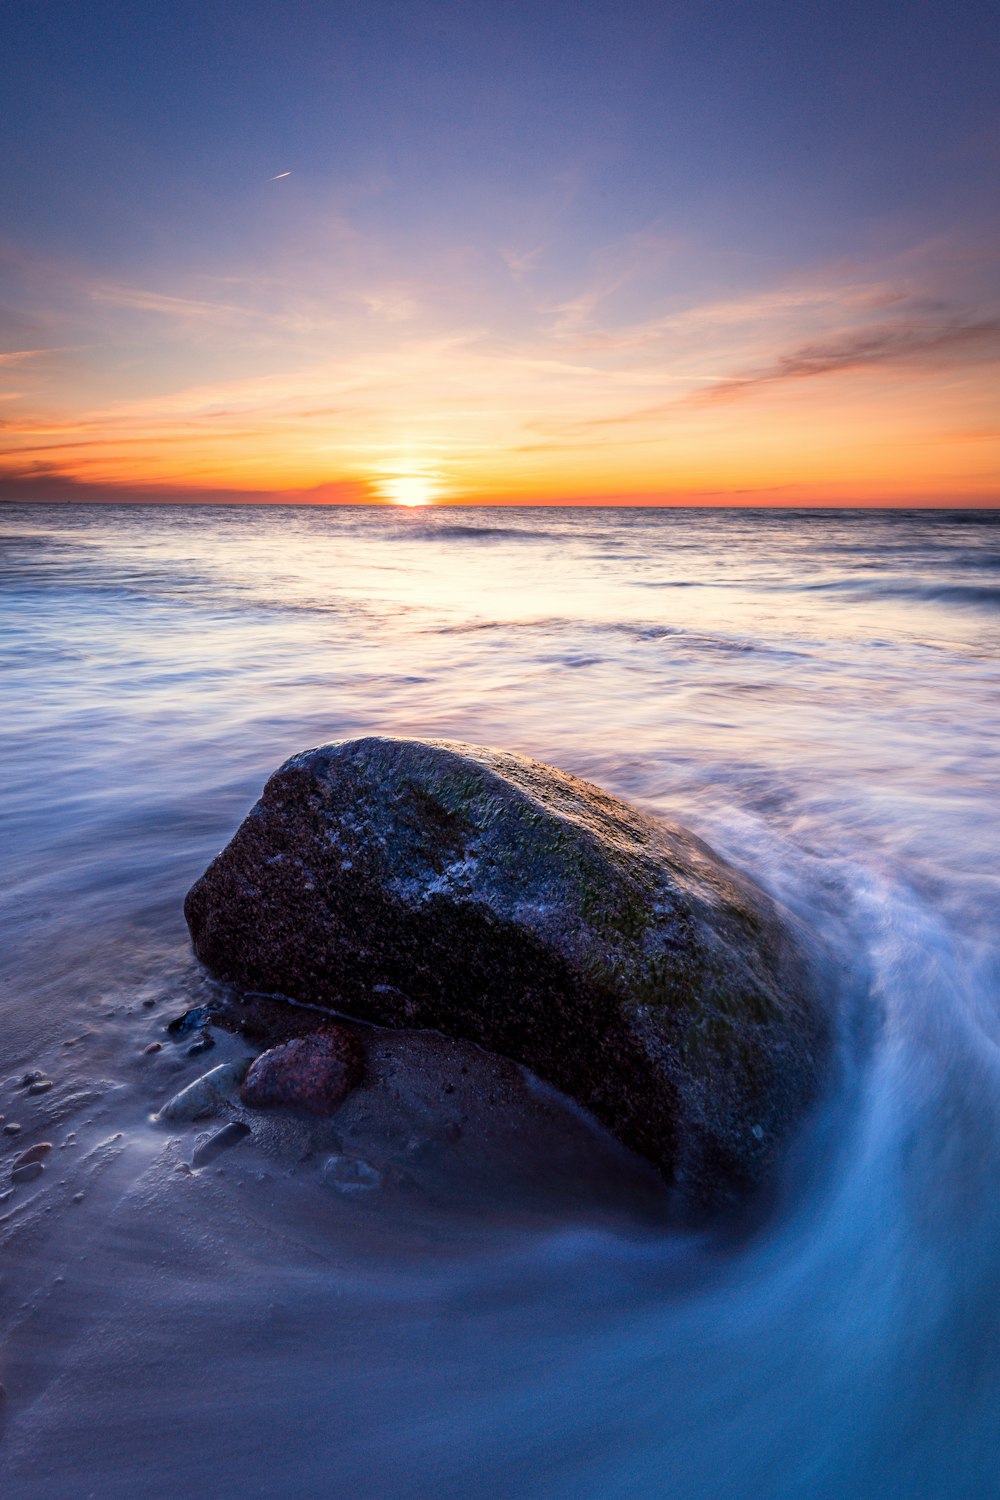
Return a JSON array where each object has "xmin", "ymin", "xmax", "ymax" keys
[{"xmin": 2, "ymin": 502, "xmax": 998, "ymax": 1497}]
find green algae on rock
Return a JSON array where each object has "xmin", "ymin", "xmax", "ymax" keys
[{"xmin": 184, "ymin": 737, "xmax": 829, "ymax": 1206}]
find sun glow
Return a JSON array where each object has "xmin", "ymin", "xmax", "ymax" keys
[{"xmin": 376, "ymin": 469, "xmax": 441, "ymax": 507}]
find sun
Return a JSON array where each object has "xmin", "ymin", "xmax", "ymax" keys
[{"xmin": 380, "ymin": 474, "xmax": 436, "ymax": 507}]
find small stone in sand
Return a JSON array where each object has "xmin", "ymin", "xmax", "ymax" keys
[
  {"xmin": 322, "ymin": 1154, "xmax": 382, "ymax": 1193},
  {"xmin": 187, "ymin": 1035, "xmax": 215, "ymax": 1056},
  {"xmin": 13, "ymin": 1143, "xmax": 52, "ymax": 1168},
  {"xmin": 19, "ymin": 1071, "xmax": 44, "ymax": 1088},
  {"xmin": 192, "ymin": 1121, "xmax": 251, "ymax": 1168},
  {"xmin": 143, "ymin": 1042, "xmax": 162, "ymax": 1055},
  {"xmin": 72, "ymin": 1192, "xmax": 84, "ymax": 1203},
  {"xmin": 142, "ymin": 998, "xmax": 156, "ymax": 1009},
  {"xmin": 11, "ymin": 1162, "xmax": 44, "ymax": 1185},
  {"xmin": 27, "ymin": 1080, "xmax": 53, "ymax": 1096},
  {"xmin": 158, "ymin": 1058, "xmax": 253, "ymax": 1123},
  {"xmin": 2, "ymin": 1124, "xmax": 21, "ymax": 1136},
  {"xmin": 167, "ymin": 1006, "xmax": 213, "ymax": 1036}
]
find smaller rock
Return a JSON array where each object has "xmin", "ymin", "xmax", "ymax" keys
[
  {"xmin": 167, "ymin": 1007, "xmax": 213, "ymax": 1036},
  {"xmin": 13, "ymin": 1143, "xmax": 52, "ymax": 1169},
  {"xmin": 27, "ymin": 1080, "xmax": 53, "ymax": 1096},
  {"xmin": 192, "ymin": 1121, "xmax": 251, "ymax": 1168},
  {"xmin": 19, "ymin": 1071, "xmax": 44, "ymax": 1088},
  {"xmin": 322, "ymin": 1154, "xmax": 382, "ymax": 1193},
  {"xmin": 142, "ymin": 998, "xmax": 156, "ymax": 1009},
  {"xmin": 157, "ymin": 1058, "xmax": 253, "ymax": 1123},
  {"xmin": 72, "ymin": 1192, "xmax": 84, "ymax": 1203},
  {"xmin": 2, "ymin": 1124, "xmax": 20, "ymax": 1136},
  {"xmin": 143, "ymin": 1042, "xmax": 162, "ymax": 1055},
  {"xmin": 186, "ymin": 1035, "xmax": 215, "ymax": 1057},
  {"xmin": 241, "ymin": 1028, "xmax": 363, "ymax": 1117},
  {"xmin": 12, "ymin": 1162, "xmax": 44, "ymax": 1185}
]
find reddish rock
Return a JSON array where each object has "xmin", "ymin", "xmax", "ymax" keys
[{"xmin": 240, "ymin": 1027, "xmax": 363, "ymax": 1116}]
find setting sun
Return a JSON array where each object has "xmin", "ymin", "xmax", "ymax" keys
[{"xmin": 378, "ymin": 474, "xmax": 439, "ymax": 507}]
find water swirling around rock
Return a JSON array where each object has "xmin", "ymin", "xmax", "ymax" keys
[{"xmin": 1, "ymin": 502, "xmax": 998, "ymax": 1498}]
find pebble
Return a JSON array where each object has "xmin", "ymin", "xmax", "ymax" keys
[
  {"xmin": 13, "ymin": 1142, "xmax": 52, "ymax": 1168},
  {"xmin": 167, "ymin": 1006, "xmax": 213, "ymax": 1036},
  {"xmin": 322, "ymin": 1154, "xmax": 382, "ymax": 1194},
  {"xmin": 192, "ymin": 1121, "xmax": 251, "ymax": 1168},
  {"xmin": 158, "ymin": 1058, "xmax": 253, "ymax": 1123},
  {"xmin": 19, "ymin": 1071, "xmax": 44, "ymax": 1088},
  {"xmin": 186, "ymin": 1035, "xmax": 215, "ymax": 1056},
  {"xmin": 72, "ymin": 1192, "xmax": 85, "ymax": 1204},
  {"xmin": 143, "ymin": 1042, "xmax": 162, "ymax": 1055},
  {"xmin": 142, "ymin": 998, "xmax": 156, "ymax": 1009},
  {"xmin": 2, "ymin": 1124, "xmax": 21, "ymax": 1136},
  {"xmin": 241, "ymin": 1027, "xmax": 363, "ymax": 1116},
  {"xmin": 11, "ymin": 1161, "xmax": 44, "ymax": 1185},
  {"xmin": 27, "ymin": 1080, "xmax": 53, "ymax": 1096}
]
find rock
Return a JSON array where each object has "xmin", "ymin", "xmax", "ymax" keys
[
  {"xmin": 13, "ymin": 1143, "xmax": 52, "ymax": 1168},
  {"xmin": 157, "ymin": 1058, "xmax": 253, "ymax": 1123},
  {"xmin": 185, "ymin": 737, "xmax": 829, "ymax": 1205},
  {"xmin": 27, "ymin": 1080, "xmax": 53, "ymax": 1096},
  {"xmin": 72, "ymin": 1192, "xmax": 84, "ymax": 1204},
  {"xmin": 143, "ymin": 1042, "xmax": 162, "ymax": 1055},
  {"xmin": 19, "ymin": 1071, "xmax": 44, "ymax": 1088},
  {"xmin": 240, "ymin": 1027, "xmax": 363, "ymax": 1116},
  {"xmin": 167, "ymin": 1007, "xmax": 213, "ymax": 1036},
  {"xmin": 12, "ymin": 1161, "xmax": 44, "ymax": 1184},
  {"xmin": 322, "ymin": 1154, "xmax": 382, "ymax": 1193},
  {"xmin": 2, "ymin": 1123, "xmax": 21, "ymax": 1137},
  {"xmin": 192, "ymin": 1121, "xmax": 251, "ymax": 1168}
]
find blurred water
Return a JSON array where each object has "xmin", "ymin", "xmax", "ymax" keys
[{"xmin": 1, "ymin": 502, "xmax": 998, "ymax": 1497}]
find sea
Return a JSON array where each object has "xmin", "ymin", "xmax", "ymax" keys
[{"xmin": 1, "ymin": 501, "xmax": 998, "ymax": 1498}]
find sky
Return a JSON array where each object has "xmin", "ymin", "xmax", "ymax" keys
[{"xmin": 1, "ymin": 0, "xmax": 998, "ymax": 507}]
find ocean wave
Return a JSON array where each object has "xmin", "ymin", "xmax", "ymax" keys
[
  {"xmin": 397, "ymin": 523, "xmax": 563, "ymax": 542},
  {"xmin": 801, "ymin": 577, "xmax": 1000, "ymax": 607}
]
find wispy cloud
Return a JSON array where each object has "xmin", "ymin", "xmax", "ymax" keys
[
  {"xmin": 697, "ymin": 314, "xmax": 1000, "ymax": 401},
  {"xmin": 90, "ymin": 285, "xmax": 256, "ymax": 323},
  {"xmin": 2, "ymin": 218, "xmax": 998, "ymax": 505}
]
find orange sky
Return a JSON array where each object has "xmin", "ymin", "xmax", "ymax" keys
[{"xmin": 3, "ymin": 229, "xmax": 999, "ymax": 507}]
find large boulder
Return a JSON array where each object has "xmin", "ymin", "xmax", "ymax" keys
[{"xmin": 184, "ymin": 738, "xmax": 829, "ymax": 1206}]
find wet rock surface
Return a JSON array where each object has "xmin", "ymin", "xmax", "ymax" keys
[
  {"xmin": 158, "ymin": 1058, "xmax": 252, "ymax": 1123},
  {"xmin": 241, "ymin": 1026, "xmax": 363, "ymax": 1116},
  {"xmin": 192, "ymin": 1120, "xmax": 251, "ymax": 1168},
  {"xmin": 186, "ymin": 736, "xmax": 830, "ymax": 1205}
]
